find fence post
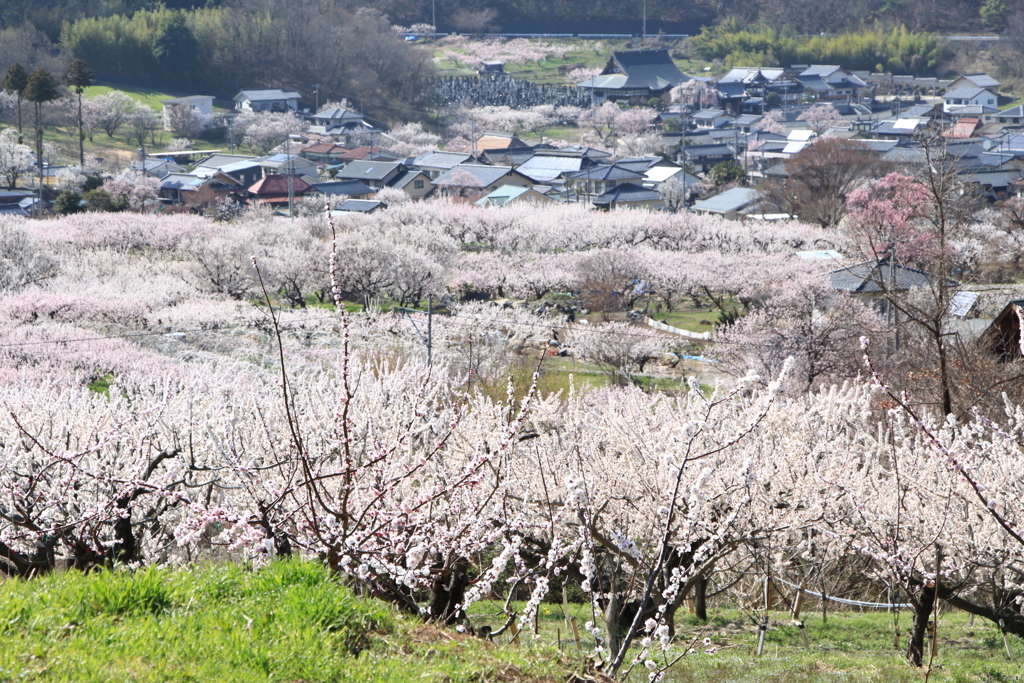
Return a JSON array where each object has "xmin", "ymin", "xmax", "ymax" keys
[
  {"xmin": 756, "ymin": 615, "xmax": 769, "ymax": 656},
  {"xmin": 792, "ymin": 583, "xmax": 805, "ymax": 620}
]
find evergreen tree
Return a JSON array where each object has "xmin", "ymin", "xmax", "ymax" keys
[
  {"xmin": 2, "ymin": 63, "xmax": 28, "ymax": 143},
  {"xmin": 152, "ymin": 15, "xmax": 200, "ymax": 83},
  {"xmin": 63, "ymin": 59, "xmax": 93, "ymax": 167},
  {"xmin": 22, "ymin": 69, "xmax": 61, "ymax": 215}
]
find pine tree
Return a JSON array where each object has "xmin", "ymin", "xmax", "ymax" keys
[
  {"xmin": 2, "ymin": 63, "xmax": 29, "ymax": 144},
  {"xmin": 22, "ymin": 69, "xmax": 61, "ymax": 215},
  {"xmin": 63, "ymin": 60, "xmax": 93, "ymax": 167}
]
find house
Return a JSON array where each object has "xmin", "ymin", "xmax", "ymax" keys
[
  {"xmin": 234, "ymin": 89, "xmax": 301, "ymax": 112},
  {"xmin": 690, "ymin": 187, "xmax": 762, "ymax": 220},
  {"xmin": 478, "ymin": 61, "xmax": 505, "ymax": 75},
  {"xmin": 797, "ymin": 66, "xmax": 867, "ymax": 103},
  {"xmin": 514, "ymin": 154, "xmax": 587, "ymax": 184},
  {"xmin": 194, "ymin": 154, "xmax": 264, "ymax": 186},
  {"xmin": 615, "ymin": 156, "xmax": 680, "ymax": 173},
  {"xmin": 642, "ymin": 165, "xmax": 688, "ymax": 188},
  {"xmin": 332, "ymin": 199, "xmax": 386, "ymax": 214},
  {"xmin": 257, "ymin": 154, "xmax": 319, "ymax": 180},
  {"xmin": 308, "ymin": 109, "xmax": 379, "ymax": 143},
  {"xmin": 475, "ymin": 185, "xmax": 554, "ymax": 207},
  {"xmin": 828, "ymin": 258, "xmax": 939, "ymax": 304},
  {"xmin": 332, "ymin": 160, "xmax": 407, "ymax": 189},
  {"xmin": 388, "ymin": 168, "xmax": 434, "ymax": 199},
  {"xmin": 592, "ymin": 182, "xmax": 665, "ymax": 210},
  {"xmin": 960, "ymin": 169, "xmax": 1023, "ymax": 201},
  {"xmin": 309, "ymin": 108, "xmax": 369, "ymax": 128},
  {"xmin": 246, "ymin": 173, "xmax": 311, "ymax": 206},
  {"xmin": 308, "ymin": 180, "xmax": 375, "ymax": 200},
  {"xmin": 472, "ymin": 132, "xmax": 531, "ymax": 155},
  {"xmin": 943, "ymin": 117, "xmax": 983, "ymax": 139},
  {"xmin": 678, "ymin": 144, "xmax": 737, "ymax": 174},
  {"xmin": 479, "ymin": 146, "xmax": 536, "ymax": 167},
  {"xmin": 300, "ymin": 143, "xmax": 354, "ymax": 165},
  {"xmin": 993, "ymin": 105, "xmax": 1024, "ymax": 126},
  {"xmin": 566, "ymin": 164, "xmax": 646, "ymax": 197},
  {"xmin": 947, "ymin": 73, "xmax": 1001, "ymax": 92},
  {"xmin": 159, "ymin": 171, "xmax": 244, "ymax": 208},
  {"xmin": 160, "ymin": 95, "xmax": 214, "ymax": 130},
  {"xmin": 871, "ymin": 117, "xmax": 931, "ymax": 143},
  {"xmin": 576, "ymin": 49, "xmax": 688, "ymax": 103},
  {"xmin": 692, "ymin": 109, "xmax": 733, "ymax": 129},
  {"xmin": 432, "ymin": 164, "xmax": 534, "ymax": 196},
  {"xmin": 411, "ymin": 151, "xmax": 473, "ymax": 179},
  {"xmin": 943, "ymin": 85, "xmax": 998, "ymax": 114},
  {"xmin": 729, "ymin": 114, "xmax": 763, "ymax": 134},
  {"xmin": 0, "ymin": 203, "xmax": 29, "ymax": 217},
  {"xmin": 715, "ymin": 67, "xmax": 804, "ymax": 113},
  {"xmin": 129, "ymin": 158, "xmax": 185, "ymax": 179},
  {"xmin": 983, "ymin": 299, "xmax": 1024, "ymax": 361},
  {"xmin": 325, "ymin": 146, "xmax": 403, "ymax": 169}
]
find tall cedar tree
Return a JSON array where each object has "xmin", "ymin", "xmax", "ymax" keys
[
  {"xmin": 22, "ymin": 68, "xmax": 61, "ymax": 214},
  {"xmin": 2, "ymin": 63, "xmax": 28, "ymax": 143},
  {"xmin": 63, "ymin": 60, "xmax": 93, "ymax": 166}
]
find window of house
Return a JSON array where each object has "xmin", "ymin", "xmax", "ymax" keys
[{"xmin": 414, "ymin": 179, "xmax": 424, "ymax": 189}]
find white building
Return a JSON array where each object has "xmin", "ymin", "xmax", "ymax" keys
[
  {"xmin": 160, "ymin": 95, "xmax": 214, "ymax": 130},
  {"xmin": 234, "ymin": 89, "xmax": 301, "ymax": 112}
]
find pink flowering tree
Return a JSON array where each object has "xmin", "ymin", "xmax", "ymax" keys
[
  {"xmin": 754, "ymin": 109, "xmax": 786, "ymax": 135},
  {"xmin": 797, "ymin": 103, "xmax": 845, "ymax": 134},
  {"xmin": 670, "ymin": 80, "xmax": 719, "ymax": 110},
  {"xmin": 844, "ymin": 172, "xmax": 937, "ymax": 266}
]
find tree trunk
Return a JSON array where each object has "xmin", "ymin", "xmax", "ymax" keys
[
  {"xmin": 694, "ymin": 575, "xmax": 708, "ymax": 621},
  {"xmin": 907, "ymin": 586, "xmax": 935, "ymax": 667},
  {"xmin": 111, "ymin": 497, "xmax": 137, "ymax": 565},
  {"xmin": 35, "ymin": 102, "xmax": 43, "ymax": 218},
  {"xmin": 429, "ymin": 556, "xmax": 470, "ymax": 625},
  {"xmin": 77, "ymin": 92, "xmax": 84, "ymax": 166}
]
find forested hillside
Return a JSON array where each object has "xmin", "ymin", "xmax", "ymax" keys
[{"xmin": 1, "ymin": 0, "xmax": 1020, "ymax": 38}]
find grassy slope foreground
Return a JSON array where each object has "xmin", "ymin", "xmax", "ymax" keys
[
  {"xmin": 0, "ymin": 562, "xmax": 570, "ymax": 683},
  {"xmin": 1, "ymin": 562, "xmax": 1022, "ymax": 683}
]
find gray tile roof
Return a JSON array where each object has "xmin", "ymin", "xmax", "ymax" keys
[
  {"xmin": 335, "ymin": 160, "xmax": 404, "ymax": 181},
  {"xmin": 690, "ymin": 187, "xmax": 761, "ymax": 214},
  {"xmin": 333, "ymin": 199, "xmax": 384, "ymax": 213},
  {"xmin": 959, "ymin": 73, "xmax": 1001, "ymax": 89},
  {"xmin": 828, "ymin": 259, "xmax": 937, "ymax": 293},
  {"xmin": 196, "ymin": 154, "xmax": 259, "ymax": 169},
  {"xmin": 236, "ymin": 89, "xmax": 300, "ymax": 102},
  {"xmin": 995, "ymin": 105, "xmax": 1024, "ymax": 119},
  {"xmin": 943, "ymin": 85, "xmax": 991, "ymax": 101},
  {"xmin": 580, "ymin": 49, "xmax": 687, "ymax": 91},
  {"xmin": 566, "ymin": 165, "xmax": 644, "ymax": 182},
  {"xmin": 310, "ymin": 180, "xmax": 374, "ymax": 196},
  {"xmin": 412, "ymin": 151, "xmax": 471, "ymax": 169},
  {"xmin": 593, "ymin": 182, "xmax": 663, "ymax": 205},
  {"xmin": 432, "ymin": 164, "xmax": 516, "ymax": 188},
  {"xmin": 515, "ymin": 155, "xmax": 584, "ymax": 182}
]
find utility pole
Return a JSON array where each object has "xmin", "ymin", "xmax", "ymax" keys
[
  {"xmin": 432, "ymin": 0, "xmax": 436, "ymax": 36},
  {"xmin": 427, "ymin": 295, "xmax": 433, "ymax": 367},
  {"xmin": 286, "ymin": 137, "xmax": 294, "ymax": 218},
  {"xmin": 642, "ymin": 0, "xmax": 647, "ymax": 39}
]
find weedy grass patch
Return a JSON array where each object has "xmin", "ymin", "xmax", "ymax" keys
[{"xmin": 0, "ymin": 561, "xmax": 569, "ymax": 683}]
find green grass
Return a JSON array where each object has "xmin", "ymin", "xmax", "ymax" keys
[
  {"xmin": 467, "ymin": 600, "xmax": 1024, "ymax": 683},
  {"xmin": 0, "ymin": 561, "xmax": 570, "ymax": 683},
  {"xmin": 81, "ymin": 84, "xmax": 178, "ymax": 112},
  {"xmin": 85, "ymin": 372, "xmax": 114, "ymax": 396},
  {"xmin": 4, "ymin": 565, "xmax": 1021, "ymax": 683}
]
